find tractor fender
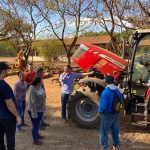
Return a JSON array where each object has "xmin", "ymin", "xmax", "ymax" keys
[
  {"xmin": 78, "ymin": 77, "xmax": 106, "ymax": 86},
  {"xmin": 72, "ymin": 77, "xmax": 105, "ymax": 105}
]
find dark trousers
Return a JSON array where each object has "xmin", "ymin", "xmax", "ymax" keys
[
  {"xmin": 0, "ymin": 118, "xmax": 16, "ymax": 150},
  {"xmin": 17, "ymin": 100, "xmax": 26, "ymax": 129},
  {"xmin": 28, "ymin": 111, "xmax": 43, "ymax": 142},
  {"xmin": 61, "ymin": 93, "xmax": 70, "ymax": 119}
]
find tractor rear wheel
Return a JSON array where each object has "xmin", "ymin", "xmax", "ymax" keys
[{"xmin": 68, "ymin": 91, "xmax": 100, "ymax": 128}]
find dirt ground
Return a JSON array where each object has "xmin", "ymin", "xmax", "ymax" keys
[{"xmin": 5, "ymin": 75, "xmax": 150, "ymax": 150}]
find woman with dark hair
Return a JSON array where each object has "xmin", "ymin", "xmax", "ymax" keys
[
  {"xmin": 27, "ymin": 77, "xmax": 45, "ymax": 145},
  {"xmin": 36, "ymin": 67, "xmax": 50, "ymax": 128}
]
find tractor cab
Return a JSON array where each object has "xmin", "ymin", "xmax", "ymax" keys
[
  {"xmin": 129, "ymin": 29, "xmax": 150, "ymax": 97},
  {"xmin": 127, "ymin": 29, "xmax": 150, "ymax": 126}
]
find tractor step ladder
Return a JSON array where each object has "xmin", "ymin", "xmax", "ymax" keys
[{"xmin": 131, "ymin": 102, "xmax": 148, "ymax": 127}]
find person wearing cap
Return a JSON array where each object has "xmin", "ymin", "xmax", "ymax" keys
[
  {"xmin": 0, "ymin": 62, "xmax": 21, "ymax": 150},
  {"xmin": 98, "ymin": 75, "xmax": 123, "ymax": 150}
]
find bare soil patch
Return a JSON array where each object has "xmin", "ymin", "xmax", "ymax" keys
[{"xmin": 5, "ymin": 75, "xmax": 150, "ymax": 150}]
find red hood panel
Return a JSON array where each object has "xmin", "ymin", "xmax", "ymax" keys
[{"xmin": 71, "ymin": 43, "xmax": 127, "ymax": 79}]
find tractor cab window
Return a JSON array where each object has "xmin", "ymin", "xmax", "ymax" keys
[
  {"xmin": 131, "ymin": 35, "xmax": 150, "ymax": 96},
  {"xmin": 73, "ymin": 44, "xmax": 88, "ymax": 59}
]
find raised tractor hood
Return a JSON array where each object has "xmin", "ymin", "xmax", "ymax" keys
[{"xmin": 71, "ymin": 43, "xmax": 128, "ymax": 79}]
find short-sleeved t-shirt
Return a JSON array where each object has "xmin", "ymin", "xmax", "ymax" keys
[
  {"xmin": 0, "ymin": 80, "xmax": 17, "ymax": 119},
  {"xmin": 59, "ymin": 72, "xmax": 83, "ymax": 94}
]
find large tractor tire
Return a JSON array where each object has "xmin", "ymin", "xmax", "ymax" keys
[{"xmin": 68, "ymin": 91, "xmax": 100, "ymax": 128}]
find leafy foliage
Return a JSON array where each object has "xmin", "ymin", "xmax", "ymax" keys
[
  {"xmin": 32, "ymin": 39, "xmax": 62, "ymax": 66},
  {"xmin": 0, "ymin": 41, "xmax": 17, "ymax": 56}
]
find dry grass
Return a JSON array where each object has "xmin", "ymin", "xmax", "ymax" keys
[{"xmin": 4, "ymin": 75, "xmax": 150, "ymax": 150}]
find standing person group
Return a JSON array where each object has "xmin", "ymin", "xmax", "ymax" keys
[
  {"xmin": 0, "ymin": 61, "xmax": 123, "ymax": 149},
  {"xmin": 98, "ymin": 75, "xmax": 123, "ymax": 150},
  {"xmin": 59, "ymin": 65, "xmax": 93, "ymax": 120},
  {"xmin": 0, "ymin": 62, "xmax": 21, "ymax": 150}
]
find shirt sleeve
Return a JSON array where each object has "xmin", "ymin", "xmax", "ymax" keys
[
  {"xmin": 59, "ymin": 73, "xmax": 64, "ymax": 80},
  {"xmin": 2, "ymin": 84, "xmax": 13, "ymax": 101},
  {"xmin": 14, "ymin": 83, "xmax": 18, "ymax": 100},
  {"xmin": 29, "ymin": 89, "xmax": 38, "ymax": 118},
  {"xmin": 98, "ymin": 91, "xmax": 108, "ymax": 113},
  {"xmin": 73, "ymin": 73, "xmax": 84, "ymax": 79}
]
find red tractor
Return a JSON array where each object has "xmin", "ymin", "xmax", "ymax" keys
[{"xmin": 68, "ymin": 29, "xmax": 150, "ymax": 128}]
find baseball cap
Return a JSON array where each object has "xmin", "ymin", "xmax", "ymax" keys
[
  {"xmin": 105, "ymin": 75, "xmax": 114, "ymax": 84},
  {"xmin": 0, "ymin": 62, "xmax": 10, "ymax": 71}
]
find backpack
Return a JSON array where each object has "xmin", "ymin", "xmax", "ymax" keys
[{"xmin": 112, "ymin": 92, "xmax": 121, "ymax": 113}]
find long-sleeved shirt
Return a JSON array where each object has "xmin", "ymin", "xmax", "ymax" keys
[
  {"xmin": 59, "ymin": 72, "xmax": 83, "ymax": 94},
  {"xmin": 14, "ymin": 81, "xmax": 27, "ymax": 101},
  {"xmin": 27, "ymin": 85, "xmax": 45, "ymax": 118}
]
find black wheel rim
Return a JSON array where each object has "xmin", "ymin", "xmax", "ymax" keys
[{"xmin": 75, "ymin": 97, "xmax": 99, "ymax": 122}]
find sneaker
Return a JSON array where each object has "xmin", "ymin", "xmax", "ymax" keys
[
  {"xmin": 33, "ymin": 141, "xmax": 43, "ymax": 145},
  {"xmin": 112, "ymin": 146, "xmax": 120, "ymax": 150}
]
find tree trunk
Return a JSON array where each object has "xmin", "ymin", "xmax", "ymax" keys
[
  {"xmin": 110, "ymin": 36, "xmax": 121, "ymax": 55},
  {"xmin": 67, "ymin": 53, "xmax": 71, "ymax": 65},
  {"xmin": 24, "ymin": 47, "xmax": 31, "ymax": 66}
]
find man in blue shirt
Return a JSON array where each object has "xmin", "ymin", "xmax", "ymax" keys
[
  {"xmin": 0, "ymin": 62, "xmax": 21, "ymax": 150},
  {"xmin": 98, "ymin": 75, "xmax": 123, "ymax": 150},
  {"xmin": 59, "ymin": 65, "xmax": 93, "ymax": 120}
]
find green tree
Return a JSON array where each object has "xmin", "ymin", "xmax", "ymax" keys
[
  {"xmin": 0, "ymin": 41, "xmax": 17, "ymax": 56},
  {"xmin": 80, "ymin": 31, "xmax": 109, "ymax": 37},
  {"xmin": 33, "ymin": 39, "xmax": 62, "ymax": 66}
]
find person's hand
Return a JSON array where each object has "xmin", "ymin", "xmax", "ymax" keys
[
  {"xmin": 89, "ymin": 71, "xmax": 94, "ymax": 75},
  {"xmin": 16, "ymin": 116, "xmax": 21, "ymax": 125}
]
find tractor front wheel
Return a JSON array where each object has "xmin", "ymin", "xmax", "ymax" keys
[{"xmin": 68, "ymin": 92, "xmax": 100, "ymax": 128}]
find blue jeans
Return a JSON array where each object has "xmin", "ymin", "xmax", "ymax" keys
[
  {"xmin": 0, "ymin": 118, "xmax": 16, "ymax": 150},
  {"xmin": 100, "ymin": 113, "xmax": 119, "ymax": 150},
  {"xmin": 17, "ymin": 100, "xmax": 26, "ymax": 129},
  {"xmin": 61, "ymin": 93, "xmax": 70, "ymax": 119},
  {"xmin": 28, "ymin": 111, "xmax": 43, "ymax": 142},
  {"xmin": 16, "ymin": 100, "xmax": 26, "ymax": 130}
]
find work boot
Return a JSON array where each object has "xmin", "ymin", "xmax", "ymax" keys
[
  {"xmin": 33, "ymin": 141, "xmax": 43, "ymax": 145},
  {"xmin": 38, "ymin": 134, "xmax": 45, "ymax": 139}
]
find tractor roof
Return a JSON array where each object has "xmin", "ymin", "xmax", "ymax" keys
[{"xmin": 136, "ymin": 29, "xmax": 150, "ymax": 34}]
